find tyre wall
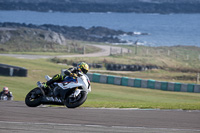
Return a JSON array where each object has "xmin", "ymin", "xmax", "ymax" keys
[
  {"xmin": 106, "ymin": 64, "xmax": 159, "ymax": 71},
  {"xmin": 0, "ymin": 63, "xmax": 27, "ymax": 77},
  {"xmin": 86, "ymin": 73, "xmax": 200, "ymax": 93},
  {"xmin": 72, "ymin": 63, "xmax": 103, "ymax": 69}
]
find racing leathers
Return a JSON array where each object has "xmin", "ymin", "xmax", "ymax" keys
[
  {"xmin": 44, "ymin": 67, "xmax": 81, "ymax": 88},
  {"xmin": 0, "ymin": 91, "xmax": 13, "ymax": 100}
]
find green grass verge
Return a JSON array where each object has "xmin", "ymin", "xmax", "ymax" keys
[
  {"xmin": 55, "ymin": 44, "xmax": 200, "ymax": 84},
  {"xmin": 0, "ymin": 56, "xmax": 200, "ymax": 110},
  {"xmin": 84, "ymin": 83, "xmax": 200, "ymax": 110}
]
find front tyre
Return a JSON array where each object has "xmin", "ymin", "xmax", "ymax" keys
[
  {"xmin": 65, "ymin": 91, "xmax": 87, "ymax": 108},
  {"xmin": 25, "ymin": 88, "xmax": 43, "ymax": 107}
]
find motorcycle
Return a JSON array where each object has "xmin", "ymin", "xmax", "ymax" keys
[
  {"xmin": 25, "ymin": 73, "xmax": 91, "ymax": 108},
  {"xmin": 0, "ymin": 95, "xmax": 13, "ymax": 101}
]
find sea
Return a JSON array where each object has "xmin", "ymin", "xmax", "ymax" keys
[{"xmin": 0, "ymin": 10, "xmax": 200, "ymax": 46}]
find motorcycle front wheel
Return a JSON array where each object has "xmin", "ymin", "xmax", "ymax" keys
[
  {"xmin": 65, "ymin": 91, "xmax": 87, "ymax": 108},
  {"xmin": 25, "ymin": 88, "xmax": 43, "ymax": 107}
]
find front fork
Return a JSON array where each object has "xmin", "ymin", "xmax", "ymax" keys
[
  {"xmin": 36, "ymin": 81, "xmax": 46, "ymax": 96},
  {"xmin": 72, "ymin": 87, "xmax": 81, "ymax": 97}
]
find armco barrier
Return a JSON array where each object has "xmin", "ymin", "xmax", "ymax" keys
[
  {"xmin": 161, "ymin": 82, "xmax": 168, "ymax": 91},
  {"xmin": 107, "ymin": 75, "xmax": 115, "ymax": 84},
  {"xmin": 168, "ymin": 82, "xmax": 175, "ymax": 91},
  {"xmin": 194, "ymin": 85, "xmax": 200, "ymax": 93},
  {"xmin": 134, "ymin": 78, "xmax": 142, "ymax": 87},
  {"xmin": 147, "ymin": 80, "xmax": 155, "ymax": 89},
  {"xmin": 114, "ymin": 76, "xmax": 121, "ymax": 85},
  {"xmin": 155, "ymin": 81, "xmax": 161, "ymax": 90},
  {"xmin": 141, "ymin": 80, "xmax": 148, "ymax": 88},
  {"xmin": 121, "ymin": 77, "xmax": 129, "ymax": 86},
  {"xmin": 174, "ymin": 83, "xmax": 181, "ymax": 92},
  {"xmin": 85, "ymin": 73, "xmax": 200, "ymax": 93},
  {"xmin": 92, "ymin": 73, "xmax": 100, "ymax": 83},
  {"xmin": 128, "ymin": 78, "xmax": 135, "ymax": 87},
  {"xmin": 187, "ymin": 84, "xmax": 194, "ymax": 92},
  {"xmin": 99, "ymin": 75, "xmax": 107, "ymax": 83},
  {"xmin": 181, "ymin": 83, "xmax": 188, "ymax": 92}
]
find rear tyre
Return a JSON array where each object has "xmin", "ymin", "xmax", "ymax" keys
[
  {"xmin": 25, "ymin": 88, "xmax": 42, "ymax": 107},
  {"xmin": 65, "ymin": 91, "xmax": 87, "ymax": 108}
]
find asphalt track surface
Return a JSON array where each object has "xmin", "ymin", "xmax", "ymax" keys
[{"xmin": 0, "ymin": 101, "xmax": 200, "ymax": 133}]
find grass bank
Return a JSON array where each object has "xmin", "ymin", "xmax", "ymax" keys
[
  {"xmin": 53, "ymin": 44, "xmax": 200, "ymax": 84},
  {"xmin": 0, "ymin": 56, "xmax": 200, "ymax": 110},
  {"xmin": 84, "ymin": 83, "xmax": 200, "ymax": 110}
]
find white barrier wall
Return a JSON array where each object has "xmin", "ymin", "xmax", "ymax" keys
[
  {"xmin": 128, "ymin": 78, "xmax": 135, "ymax": 87},
  {"xmin": 87, "ymin": 73, "xmax": 199, "ymax": 93},
  {"xmin": 168, "ymin": 82, "xmax": 175, "ymax": 91},
  {"xmin": 100, "ymin": 75, "xmax": 108, "ymax": 83},
  {"xmin": 181, "ymin": 84, "xmax": 188, "ymax": 92},
  {"xmin": 155, "ymin": 81, "xmax": 161, "ymax": 90},
  {"xmin": 194, "ymin": 85, "xmax": 200, "ymax": 93},
  {"xmin": 114, "ymin": 76, "xmax": 122, "ymax": 85},
  {"xmin": 141, "ymin": 80, "xmax": 148, "ymax": 88}
]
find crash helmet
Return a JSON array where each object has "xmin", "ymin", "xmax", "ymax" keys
[
  {"xmin": 78, "ymin": 62, "xmax": 89, "ymax": 74},
  {"xmin": 3, "ymin": 87, "xmax": 9, "ymax": 94}
]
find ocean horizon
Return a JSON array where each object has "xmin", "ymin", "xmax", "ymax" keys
[{"xmin": 0, "ymin": 10, "xmax": 200, "ymax": 46}]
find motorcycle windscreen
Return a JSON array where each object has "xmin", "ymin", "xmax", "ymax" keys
[{"xmin": 63, "ymin": 77, "xmax": 77, "ymax": 83}]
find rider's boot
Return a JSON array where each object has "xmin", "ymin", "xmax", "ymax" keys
[{"xmin": 43, "ymin": 83, "xmax": 53, "ymax": 96}]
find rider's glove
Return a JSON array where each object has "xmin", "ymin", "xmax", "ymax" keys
[{"xmin": 70, "ymin": 73, "xmax": 77, "ymax": 77}]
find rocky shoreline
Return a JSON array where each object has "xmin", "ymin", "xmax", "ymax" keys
[{"xmin": 0, "ymin": 22, "xmax": 148, "ymax": 44}]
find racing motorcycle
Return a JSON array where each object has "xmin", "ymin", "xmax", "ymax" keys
[
  {"xmin": 25, "ymin": 73, "xmax": 91, "ymax": 108},
  {"xmin": 0, "ymin": 95, "xmax": 13, "ymax": 101}
]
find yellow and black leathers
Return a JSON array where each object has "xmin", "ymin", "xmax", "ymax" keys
[{"xmin": 45, "ymin": 67, "xmax": 81, "ymax": 87}]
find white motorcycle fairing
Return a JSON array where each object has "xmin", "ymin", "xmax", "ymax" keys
[
  {"xmin": 45, "ymin": 73, "xmax": 91, "ymax": 99},
  {"xmin": 57, "ymin": 76, "xmax": 91, "ymax": 93},
  {"xmin": 25, "ymin": 73, "xmax": 91, "ymax": 108}
]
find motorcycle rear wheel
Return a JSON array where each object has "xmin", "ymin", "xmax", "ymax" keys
[
  {"xmin": 65, "ymin": 91, "xmax": 87, "ymax": 108},
  {"xmin": 25, "ymin": 88, "xmax": 42, "ymax": 107}
]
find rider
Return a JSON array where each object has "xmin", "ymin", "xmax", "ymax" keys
[
  {"xmin": 44, "ymin": 62, "xmax": 89, "ymax": 90},
  {"xmin": 0, "ymin": 87, "xmax": 13, "ymax": 100}
]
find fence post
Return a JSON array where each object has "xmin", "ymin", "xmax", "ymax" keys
[
  {"xmin": 168, "ymin": 50, "xmax": 170, "ymax": 56},
  {"xmin": 186, "ymin": 55, "xmax": 189, "ymax": 60},
  {"xmin": 146, "ymin": 49, "xmax": 149, "ymax": 55},
  {"xmin": 82, "ymin": 45, "xmax": 85, "ymax": 54},
  {"xmin": 110, "ymin": 47, "xmax": 112, "ymax": 56}
]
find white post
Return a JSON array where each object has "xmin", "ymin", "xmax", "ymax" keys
[
  {"xmin": 68, "ymin": 45, "xmax": 70, "ymax": 52},
  {"xmin": 186, "ymin": 55, "xmax": 189, "ymax": 60},
  {"xmin": 44, "ymin": 45, "xmax": 47, "ymax": 51},
  {"xmin": 157, "ymin": 50, "xmax": 160, "ymax": 55},
  {"xmin": 10, "ymin": 68, "xmax": 14, "ymax": 76},
  {"xmin": 82, "ymin": 45, "xmax": 85, "ymax": 54},
  {"xmin": 168, "ymin": 50, "xmax": 170, "ymax": 56}
]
